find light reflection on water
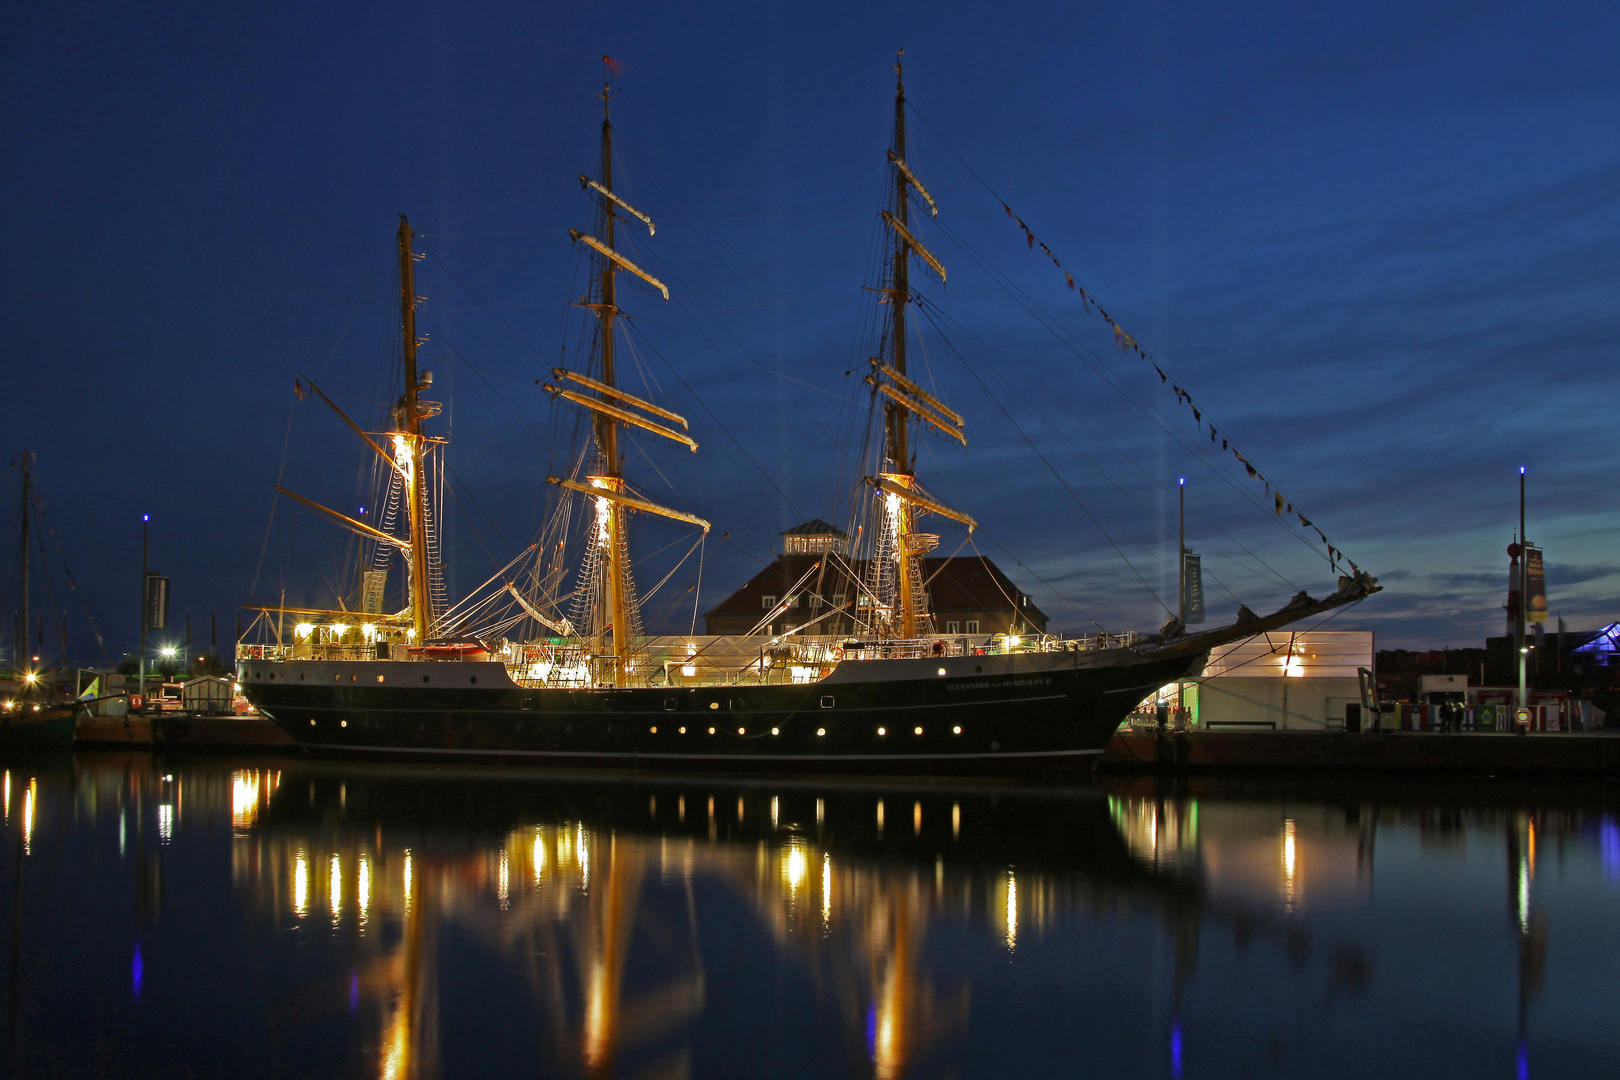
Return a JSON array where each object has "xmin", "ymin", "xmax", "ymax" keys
[{"xmin": 0, "ymin": 759, "xmax": 1617, "ymax": 1078}]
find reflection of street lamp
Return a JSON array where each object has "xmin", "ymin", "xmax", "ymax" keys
[{"xmin": 159, "ymin": 647, "xmax": 177, "ymax": 660}]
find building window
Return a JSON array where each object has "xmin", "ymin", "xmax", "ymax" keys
[
  {"xmin": 946, "ymin": 621, "xmax": 960, "ymax": 634},
  {"xmin": 833, "ymin": 593, "xmax": 847, "ymax": 608},
  {"xmin": 762, "ymin": 595, "xmax": 777, "ymax": 610},
  {"xmin": 965, "ymin": 620, "xmax": 980, "ymax": 634}
]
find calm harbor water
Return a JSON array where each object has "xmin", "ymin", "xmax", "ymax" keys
[{"xmin": 0, "ymin": 755, "xmax": 1616, "ymax": 1078}]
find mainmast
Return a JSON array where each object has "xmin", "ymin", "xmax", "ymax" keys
[
  {"xmin": 866, "ymin": 54, "xmax": 973, "ymax": 639},
  {"xmin": 397, "ymin": 218, "xmax": 435, "ymax": 642},
  {"xmin": 594, "ymin": 87, "xmax": 632, "ymax": 685},
  {"xmin": 548, "ymin": 75, "xmax": 707, "ymax": 687}
]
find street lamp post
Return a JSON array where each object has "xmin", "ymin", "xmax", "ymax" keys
[{"xmin": 1519, "ymin": 469, "xmax": 1528, "ymax": 712}]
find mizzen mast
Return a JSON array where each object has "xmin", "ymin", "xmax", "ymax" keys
[{"xmin": 866, "ymin": 54, "xmax": 974, "ymax": 639}]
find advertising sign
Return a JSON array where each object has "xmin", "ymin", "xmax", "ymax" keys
[
  {"xmin": 1181, "ymin": 553, "xmax": 1205, "ymax": 624},
  {"xmin": 144, "ymin": 573, "xmax": 169, "ymax": 632},
  {"xmin": 1525, "ymin": 545, "xmax": 1547, "ymax": 626}
]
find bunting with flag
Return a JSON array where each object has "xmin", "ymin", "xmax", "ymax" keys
[{"xmin": 993, "ymin": 192, "xmax": 1360, "ymax": 575}]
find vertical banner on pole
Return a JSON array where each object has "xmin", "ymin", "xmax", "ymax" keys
[
  {"xmin": 1181, "ymin": 554, "xmax": 1205, "ymax": 624},
  {"xmin": 144, "ymin": 573, "xmax": 169, "ymax": 632},
  {"xmin": 1525, "ymin": 546, "xmax": 1547, "ymax": 626}
]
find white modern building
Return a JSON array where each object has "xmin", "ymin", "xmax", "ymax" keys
[{"xmin": 1179, "ymin": 629, "xmax": 1374, "ymax": 731}]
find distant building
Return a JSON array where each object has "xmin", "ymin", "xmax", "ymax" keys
[{"xmin": 702, "ymin": 520, "xmax": 1048, "ymax": 637}]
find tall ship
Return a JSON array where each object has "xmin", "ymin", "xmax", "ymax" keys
[{"xmin": 237, "ymin": 62, "xmax": 1379, "ymax": 772}]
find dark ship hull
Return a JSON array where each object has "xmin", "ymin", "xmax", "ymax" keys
[{"xmin": 240, "ymin": 647, "xmax": 1203, "ymax": 775}]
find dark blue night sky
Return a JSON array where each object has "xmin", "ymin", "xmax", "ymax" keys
[{"xmin": 4, "ymin": 0, "xmax": 1618, "ymax": 660}]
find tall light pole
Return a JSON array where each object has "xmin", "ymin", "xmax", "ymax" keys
[
  {"xmin": 140, "ymin": 514, "xmax": 149, "ymax": 712},
  {"xmin": 1519, "ymin": 468, "xmax": 1528, "ymax": 710},
  {"xmin": 1177, "ymin": 478, "xmax": 1185, "ymax": 720}
]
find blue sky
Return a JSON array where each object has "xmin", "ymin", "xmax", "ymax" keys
[{"xmin": 3, "ymin": 0, "xmax": 1618, "ymax": 660}]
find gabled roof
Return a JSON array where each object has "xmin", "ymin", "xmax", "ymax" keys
[
  {"xmin": 702, "ymin": 553, "xmax": 1048, "ymax": 626},
  {"xmin": 780, "ymin": 519, "xmax": 848, "ymax": 537}
]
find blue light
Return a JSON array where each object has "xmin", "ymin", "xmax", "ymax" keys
[
  {"xmin": 1518, "ymin": 1040, "xmax": 1529, "ymax": 1079},
  {"xmin": 350, "ymin": 969, "xmax": 360, "ymax": 1012},
  {"xmin": 142, "ymin": 514, "xmax": 150, "ymax": 522},
  {"xmin": 132, "ymin": 940, "xmax": 143, "ymax": 1000},
  {"xmin": 1171, "ymin": 1020, "xmax": 1183, "ymax": 1078},
  {"xmin": 1520, "ymin": 466, "xmax": 1526, "ymax": 475},
  {"xmin": 358, "ymin": 506, "xmax": 366, "ymax": 515}
]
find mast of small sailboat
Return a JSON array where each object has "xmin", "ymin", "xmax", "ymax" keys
[
  {"xmin": 17, "ymin": 450, "xmax": 28, "ymax": 681},
  {"xmin": 396, "ymin": 218, "xmax": 433, "ymax": 643}
]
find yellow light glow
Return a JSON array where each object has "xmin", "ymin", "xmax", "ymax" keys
[
  {"xmin": 403, "ymin": 849, "xmax": 413, "ymax": 911},
  {"xmin": 681, "ymin": 663, "xmax": 696, "ymax": 677},
  {"xmin": 406, "ymin": 629, "xmax": 416, "ymax": 639},
  {"xmin": 22, "ymin": 779, "xmax": 35, "ymax": 855},
  {"xmin": 361, "ymin": 623, "xmax": 376, "ymax": 641},
  {"xmin": 231, "ymin": 771, "xmax": 261, "ymax": 830},
  {"xmin": 330, "ymin": 854, "xmax": 342, "ymax": 920},
  {"xmin": 497, "ymin": 849, "xmax": 510, "ymax": 908},
  {"xmin": 359, "ymin": 856, "xmax": 371, "ymax": 926},
  {"xmin": 293, "ymin": 850, "xmax": 309, "ymax": 916},
  {"xmin": 1008, "ymin": 634, "xmax": 1021, "ymax": 649},
  {"xmin": 913, "ymin": 801, "xmax": 923, "ymax": 834},
  {"xmin": 1282, "ymin": 818, "xmax": 1298, "ymax": 910},
  {"xmin": 952, "ymin": 801, "xmax": 961, "ymax": 838},
  {"xmin": 294, "ymin": 622, "xmax": 315, "ymax": 638},
  {"xmin": 329, "ymin": 623, "xmax": 348, "ymax": 637},
  {"xmin": 821, "ymin": 853, "xmax": 832, "ymax": 924},
  {"xmin": 1283, "ymin": 651, "xmax": 1304, "ymax": 677},
  {"xmin": 533, "ymin": 832, "xmax": 546, "ymax": 884},
  {"xmin": 577, "ymin": 825, "xmax": 589, "ymax": 889},
  {"xmin": 785, "ymin": 845, "xmax": 807, "ymax": 892},
  {"xmin": 22, "ymin": 672, "xmax": 36, "ymax": 684},
  {"xmin": 1005, "ymin": 871, "xmax": 1018, "ymax": 949}
]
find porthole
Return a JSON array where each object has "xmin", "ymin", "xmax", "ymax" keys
[
  {"xmin": 470, "ymin": 676, "xmax": 477, "ymax": 684},
  {"xmin": 975, "ymin": 665, "xmax": 982, "ymax": 673},
  {"xmin": 340, "ymin": 720, "xmax": 347, "ymax": 728},
  {"xmin": 771, "ymin": 728, "xmax": 779, "ymax": 736},
  {"xmin": 953, "ymin": 725, "xmax": 962, "ymax": 734},
  {"xmin": 816, "ymin": 728, "xmax": 825, "ymax": 736},
  {"xmin": 914, "ymin": 726, "xmax": 923, "ymax": 735},
  {"xmin": 300, "ymin": 673, "xmax": 306, "ymax": 681},
  {"xmin": 937, "ymin": 667, "xmax": 946, "ymax": 676},
  {"xmin": 309, "ymin": 719, "xmax": 316, "ymax": 726},
  {"xmin": 422, "ymin": 675, "xmax": 430, "ymax": 684},
  {"xmin": 679, "ymin": 726, "xmax": 687, "ymax": 734},
  {"xmin": 350, "ymin": 674, "xmax": 357, "ymax": 682},
  {"xmin": 737, "ymin": 727, "xmax": 745, "ymax": 735},
  {"xmin": 709, "ymin": 702, "xmax": 719, "ymax": 710},
  {"xmin": 991, "ymin": 741, "xmax": 1000, "ymax": 750},
  {"xmin": 708, "ymin": 727, "xmax": 715, "ymax": 735},
  {"xmin": 376, "ymin": 675, "xmax": 385, "ymax": 683},
  {"xmin": 334, "ymin": 674, "xmax": 341, "ymax": 682},
  {"xmin": 877, "ymin": 727, "xmax": 886, "ymax": 736},
  {"xmin": 650, "ymin": 726, "xmax": 658, "ymax": 734}
]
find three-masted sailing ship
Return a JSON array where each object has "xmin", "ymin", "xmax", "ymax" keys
[{"xmin": 238, "ymin": 63, "xmax": 1380, "ymax": 772}]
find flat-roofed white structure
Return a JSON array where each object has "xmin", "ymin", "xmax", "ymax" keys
[{"xmin": 1195, "ymin": 630, "xmax": 1373, "ymax": 730}]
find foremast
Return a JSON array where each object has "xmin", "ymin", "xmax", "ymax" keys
[
  {"xmin": 865, "ymin": 55, "xmax": 975, "ymax": 639},
  {"xmin": 547, "ymin": 80, "xmax": 708, "ymax": 687}
]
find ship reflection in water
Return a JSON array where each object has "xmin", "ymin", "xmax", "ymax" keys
[{"xmin": 2, "ymin": 761, "xmax": 1619, "ymax": 1077}]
